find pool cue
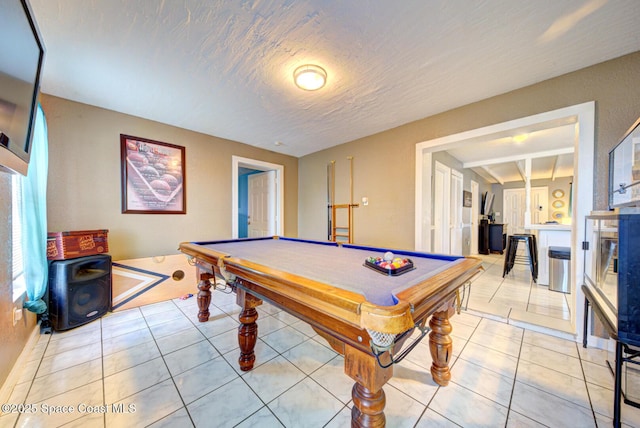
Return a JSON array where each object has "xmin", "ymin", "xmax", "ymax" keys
[
  {"xmin": 327, "ymin": 162, "xmax": 332, "ymax": 240},
  {"xmin": 348, "ymin": 156, "xmax": 354, "ymax": 243},
  {"xmin": 328, "ymin": 161, "xmax": 336, "ymax": 241}
]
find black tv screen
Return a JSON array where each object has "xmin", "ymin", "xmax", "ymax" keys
[{"xmin": 0, "ymin": 0, "xmax": 45, "ymax": 175}]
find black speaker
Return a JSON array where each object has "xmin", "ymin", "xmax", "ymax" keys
[{"xmin": 48, "ymin": 254, "xmax": 112, "ymax": 331}]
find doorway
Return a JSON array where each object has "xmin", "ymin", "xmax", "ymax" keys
[
  {"xmin": 414, "ymin": 101, "xmax": 595, "ymax": 337},
  {"xmin": 432, "ymin": 162, "xmax": 463, "ymax": 255},
  {"xmin": 433, "ymin": 161, "xmax": 451, "ymax": 253},
  {"xmin": 232, "ymin": 156, "xmax": 284, "ymax": 238},
  {"xmin": 450, "ymin": 169, "xmax": 463, "ymax": 255}
]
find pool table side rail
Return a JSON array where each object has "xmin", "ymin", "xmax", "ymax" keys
[
  {"xmin": 180, "ymin": 241, "xmax": 400, "ymax": 353},
  {"xmin": 179, "ymin": 241, "xmax": 381, "ymax": 329},
  {"xmin": 180, "ymin": 242, "xmax": 482, "ymax": 335},
  {"xmin": 394, "ymin": 257, "xmax": 483, "ymax": 321},
  {"xmin": 342, "ymin": 242, "xmax": 463, "ymax": 262}
]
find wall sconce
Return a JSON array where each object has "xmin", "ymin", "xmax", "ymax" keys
[{"xmin": 293, "ymin": 64, "xmax": 327, "ymax": 91}]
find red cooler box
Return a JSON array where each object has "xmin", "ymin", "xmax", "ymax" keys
[{"xmin": 47, "ymin": 229, "xmax": 109, "ymax": 260}]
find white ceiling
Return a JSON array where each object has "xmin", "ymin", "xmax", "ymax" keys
[
  {"xmin": 447, "ymin": 122, "xmax": 577, "ymax": 184},
  {"xmin": 29, "ymin": 0, "xmax": 640, "ymax": 163}
]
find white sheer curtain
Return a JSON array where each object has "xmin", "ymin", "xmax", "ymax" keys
[{"xmin": 22, "ymin": 105, "xmax": 49, "ymax": 314}]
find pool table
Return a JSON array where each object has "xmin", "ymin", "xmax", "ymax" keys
[{"xmin": 179, "ymin": 237, "xmax": 482, "ymax": 427}]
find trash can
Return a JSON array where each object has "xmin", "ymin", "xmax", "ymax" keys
[{"xmin": 548, "ymin": 246, "xmax": 571, "ymax": 293}]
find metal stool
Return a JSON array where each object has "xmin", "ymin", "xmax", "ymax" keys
[{"xmin": 502, "ymin": 234, "xmax": 538, "ymax": 282}]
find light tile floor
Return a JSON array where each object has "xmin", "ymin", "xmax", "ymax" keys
[
  {"xmin": 467, "ymin": 253, "xmax": 574, "ymax": 331},
  {"xmin": 2, "ymin": 273, "xmax": 640, "ymax": 427}
]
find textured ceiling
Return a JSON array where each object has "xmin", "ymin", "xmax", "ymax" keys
[{"xmin": 30, "ymin": 0, "xmax": 640, "ymax": 158}]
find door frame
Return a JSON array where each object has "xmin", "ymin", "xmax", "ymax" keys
[
  {"xmin": 232, "ymin": 156, "xmax": 284, "ymax": 238},
  {"xmin": 414, "ymin": 101, "xmax": 595, "ymax": 337},
  {"xmin": 433, "ymin": 161, "xmax": 451, "ymax": 253},
  {"xmin": 470, "ymin": 180, "xmax": 479, "ymax": 255},
  {"xmin": 450, "ymin": 168, "xmax": 463, "ymax": 255}
]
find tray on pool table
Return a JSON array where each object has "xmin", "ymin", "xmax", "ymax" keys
[{"xmin": 364, "ymin": 256, "xmax": 415, "ymax": 276}]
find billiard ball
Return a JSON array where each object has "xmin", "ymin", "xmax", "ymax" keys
[{"xmin": 383, "ymin": 251, "xmax": 394, "ymax": 262}]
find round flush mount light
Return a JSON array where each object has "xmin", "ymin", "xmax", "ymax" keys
[
  {"xmin": 512, "ymin": 134, "xmax": 529, "ymax": 143},
  {"xmin": 293, "ymin": 64, "xmax": 327, "ymax": 91}
]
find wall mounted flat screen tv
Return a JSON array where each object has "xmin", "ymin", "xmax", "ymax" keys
[
  {"xmin": 0, "ymin": 0, "xmax": 45, "ymax": 176},
  {"xmin": 609, "ymin": 116, "xmax": 640, "ymax": 208}
]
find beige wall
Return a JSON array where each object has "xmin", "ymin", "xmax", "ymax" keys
[
  {"xmin": 299, "ymin": 52, "xmax": 640, "ymax": 249},
  {"xmin": 41, "ymin": 95, "xmax": 299, "ymax": 260}
]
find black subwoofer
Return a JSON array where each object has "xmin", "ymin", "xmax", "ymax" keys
[{"xmin": 48, "ymin": 254, "xmax": 112, "ymax": 331}]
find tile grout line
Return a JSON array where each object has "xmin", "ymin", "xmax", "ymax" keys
[
  {"xmin": 503, "ymin": 327, "xmax": 525, "ymax": 428},
  {"xmin": 141, "ymin": 299, "xmax": 197, "ymax": 428},
  {"xmin": 576, "ymin": 340, "xmax": 605, "ymax": 427}
]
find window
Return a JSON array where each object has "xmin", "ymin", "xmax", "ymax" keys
[{"xmin": 12, "ymin": 173, "xmax": 26, "ymax": 301}]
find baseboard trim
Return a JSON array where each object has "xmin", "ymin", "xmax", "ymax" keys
[{"xmin": 0, "ymin": 324, "xmax": 41, "ymax": 405}]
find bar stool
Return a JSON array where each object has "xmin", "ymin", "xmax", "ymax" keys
[{"xmin": 502, "ymin": 234, "xmax": 538, "ymax": 282}]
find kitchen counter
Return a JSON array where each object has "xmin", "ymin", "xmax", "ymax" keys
[
  {"xmin": 525, "ymin": 224, "xmax": 572, "ymax": 286},
  {"xmin": 526, "ymin": 223, "xmax": 572, "ymax": 231}
]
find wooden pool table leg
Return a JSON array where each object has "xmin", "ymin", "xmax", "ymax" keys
[
  {"xmin": 237, "ymin": 289, "xmax": 262, "ymax": 371},
  {"xmin": 345, "ymin": 345, "xmax": 392, "ymax": 427},
  {"xmin": 429, "ymin": 306, "xmax": 454, "ymax": 386},
  {"xmin": 197, "ymin": 272, "xmax": 214, "ymax": 322},
  {"xmin": 351, "ymin": 383, "xmax": 386, "ymax": 428}
]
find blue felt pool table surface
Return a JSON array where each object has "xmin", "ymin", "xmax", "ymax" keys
[{"xmin": 187, "ymin": 236, "xmax": 466, "ymax": 307}]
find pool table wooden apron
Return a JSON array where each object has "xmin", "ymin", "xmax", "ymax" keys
[{"xmin": 179, "ymin": 238, "xmax": 482, "ymax": 428}]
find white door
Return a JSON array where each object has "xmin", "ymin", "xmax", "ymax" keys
[
  {"xmin": 450, "ymin": 169, "xmax": 463, "ymax": 255},
  {"xmin": 503, "ymin": 189, "xmax": 525, "ymax": 235},
  {"xmin": 503, "ymin": 186, "xmax": 549, "ymax": 235},
  {"xmin": 433, "ymin": 162, "xmax": 451, "ymax": 253},
  {"xmin": 248, "ymin": 170, "xmax": 276, "ymax": 237},
  {"xmin": 531, "ymin": 187, "xmax": 549, "ymax": 224},
  {"xmin": 470, "ymin": 180, "xmax": 479, "ymax": 255}
]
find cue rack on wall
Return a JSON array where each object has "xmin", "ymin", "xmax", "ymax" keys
[{"xmin": 327, "ymin": 157, "xmax": 359, "ymax": 243}]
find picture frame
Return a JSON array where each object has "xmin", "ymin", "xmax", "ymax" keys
[
  {"xmin": 463, "ymin": 190, "xmax": 472, "ymax": 208},
  {"xmin": 120, "ymin": 134, "xmax": 186, "ymax": 214}
]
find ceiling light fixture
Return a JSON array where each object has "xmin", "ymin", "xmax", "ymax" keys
[
  {"xmin": 293, "ymin": 64, "xmax": 327, "ymax": 91},
  {"xmin": 513, "ymin": 134, "xmax": 529, "ymax": 143}
]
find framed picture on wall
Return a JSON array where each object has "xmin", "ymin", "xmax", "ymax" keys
[
  {"xmin": 463, "ymin": 190, "xmax": 472, "ymax": 207},
  {"xmin": 120, "ymin": 134, "xmax": 186, "ymax": 214}
]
